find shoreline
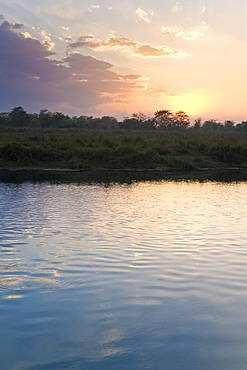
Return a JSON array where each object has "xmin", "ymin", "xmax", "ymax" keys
[
  {"xmin": 0, "ymin": 165, "xmax": 246, "ymax": 172},
  {"xmin": 1, "ymin": 167, "xmax": 247, "ymax": 185}
]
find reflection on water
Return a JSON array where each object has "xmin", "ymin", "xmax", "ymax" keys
[{"xmin": 1, "ymin": 173, "xmax": 247, "ymax": 369}]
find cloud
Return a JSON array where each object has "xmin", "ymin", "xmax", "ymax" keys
[
  {"xmin": 0, "ymin": 20, "xmax": 23, "ymax": 30},
  {"xmin": 88, "ymin": 5, "xmax": 100, "ymax": 13},
  {"xmin": 69, "ymin": 33, "xmax": 188, "ymax": 58},
  {"xmin": 64, "ymin": 52, "xmax": 143, "ymax": 86},
  {"xmin": 21, "ymin": 31, "xmax": 37, "ymax": 39},
  {"xmin": 0, "ymin": 20, "xmax": 143, "ymax": 114},
  {"xmin": 135, "ymin": 8, "xmax": 150, "ymax": 23},
  {"xmin": 162, "ymin": 22, "xmax": 211, "ymax": 41},
  {"xmin": 40, "ymin": 29, "xmax": 55, "ymax": 50}
]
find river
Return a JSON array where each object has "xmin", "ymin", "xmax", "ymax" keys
[{"xmin": 1, "ymin": 170, "xmax": 247, "ymax": 369}]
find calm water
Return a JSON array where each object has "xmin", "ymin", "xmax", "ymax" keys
[{"xmin": 1, "ymin": 172, "xmax": 247, "ymax": 369}]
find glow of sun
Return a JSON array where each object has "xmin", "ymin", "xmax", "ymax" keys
[{"xmin": 167, "ymin": 92, "xmax": 210, "ymax": 116}]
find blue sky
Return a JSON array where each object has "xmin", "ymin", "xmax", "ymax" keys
[{"xmin": 1, "ymin": 0, "xmax": 247, "ymax": 121}]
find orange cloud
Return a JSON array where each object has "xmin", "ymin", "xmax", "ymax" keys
[{"xmin": 69, "ymin": 33, "xmax": 188, "ymax": 58}]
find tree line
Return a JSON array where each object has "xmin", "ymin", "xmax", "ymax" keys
[{"xmin": 1, "ymin": 106, "xmax": 247, "ymax": 131}]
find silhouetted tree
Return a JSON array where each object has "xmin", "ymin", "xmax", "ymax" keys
[
  {"xmin": 154, "ymin": 110, "xmax": 174, "ymax": 129},
  {"xmin": 174, "ymin": 111, "xmax": 190, "ymax": 128},
  {"xmin": 51, "ymin": 112, "xmax": 70, "ymax": 127},
  {"xmin": 8, "ymin": 106, "xmax": 30, "ymax": 127},
  {"xmin": 73, "ymin": 115, "xmax": 94, "ymax": 129},
  {"xmin": 38, "ymin": 110, "xmax": 70, "ymax": 128},
  {"xmin": 202, "ymin": 119, "xmax": 223, "ymax": 130},
  {"xmin": 28, "ymin": 113, "xmax": 40, "ymax": 127},
  {"xmin": 0, "ymin": 112, "xmax": 8, "ymax": 126},
  {"xmin": 120, "ymin": 117, "xmax": 141, "ymax": 129},
  {"xmin": 193, "ymin": 117, "xmax": 202, "ymax": 129},
  {"xmin": 224, "ymin": 120, "xmax": 235, "ymax": 130},
  {"xmin": 38, "ymin": 109, "xmax": 53, "ymax": 128},
  {"xmin": 236, "ymin": 121, "xmax": 247, "ymax": 132},
  {"xmin": 154, "ymin": 109, "xmax": 190, "ymax": 129},
  {"xmin": 99, "ymin": 116, "xmax": 118, "ymax": 129}
]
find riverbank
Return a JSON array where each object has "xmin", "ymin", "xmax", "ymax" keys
[{"xmin": 0, "ymin": 129, "xmax": 247, "ymax": 171}]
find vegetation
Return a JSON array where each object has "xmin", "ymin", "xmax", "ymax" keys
[
  {"xmin": 1, "ymin": 106, "xmax": 247, "ymax": 132},
  {"xmin": 1, "ymin": 106, "xmax": 247, "ymax": 171}
]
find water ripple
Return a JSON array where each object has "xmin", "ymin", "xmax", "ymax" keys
[{"xmin": 1, "ymin": 180, "xmax": 247, "ymax": 369}]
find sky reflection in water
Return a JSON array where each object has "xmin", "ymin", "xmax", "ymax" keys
[{"xmin": 1, "ymin": 178, "xmax": 247, "ymax": 369}]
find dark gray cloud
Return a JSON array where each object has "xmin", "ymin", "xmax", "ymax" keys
[
  {"xmin": 0, "ymin": 20, "xmax": 143, "ymax": 115},
  {"xmin": 0, "ymin": 20, "xmax": 24, "ymax": 30}
]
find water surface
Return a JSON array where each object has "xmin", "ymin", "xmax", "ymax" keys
[{"xmin": 1, "ymin": 172, "xmax": 247, "ymax": 369}]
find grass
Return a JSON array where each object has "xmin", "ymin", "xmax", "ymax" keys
[{"xmin": 0, "ymin": 128, "xmax": 247, "ymax": 170}]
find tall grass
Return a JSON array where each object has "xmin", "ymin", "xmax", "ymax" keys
[{"xmin": 0, "ymin": 129, "xmax": 247, "ymax": 169}]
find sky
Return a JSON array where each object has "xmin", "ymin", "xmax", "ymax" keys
[{"xmin": 1, "ymin": 0, "xmax": 247, "ymax": 122}]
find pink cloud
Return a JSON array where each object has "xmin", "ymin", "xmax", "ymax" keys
[{"xmin": 0, "ymin": 19, "xmax": 143, "ymax": 115}]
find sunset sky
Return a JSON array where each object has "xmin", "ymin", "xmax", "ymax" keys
[{"xmin": 1, "ymin": 1, "xmax": 247, "ymax": 122}]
